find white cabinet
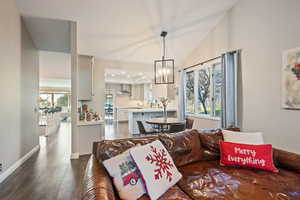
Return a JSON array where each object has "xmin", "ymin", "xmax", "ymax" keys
[
  {"xmin": 78, "ymin": 55, "xmax": 94, "ymax": 101},
  {"xmin": 152, "ymin": 84, "xmax": 167, "ymax": 100},
  {"xmin": 77, "ymin": 121, "xmax": 104, "ymax": 155},
  {"xmin": 143, "ymin": 83, "xmax": 152, "ymax": 101},
  {"xmin": 116, "ymin": 108, "xmax": 129, "ymax": 122},
  {"xmin": 131, "ymin": 84, "xmax": 144, "ymax": 100}
]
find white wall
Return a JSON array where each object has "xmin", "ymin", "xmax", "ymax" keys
[
  {"xmin": 0, "ymin": 0, "xmax": 39, "ymax": 176},
  {"xmin": 20, "ymin": 20, "xmax": 40, "ymax": 156},
  {"xmin": 91, "ymin": 59, "xmax": 105, "ymax": 118},
  {"xmin": 78, "ymin": 58, "xmax": 106, "ymax": 119},
  {"xmin": 183, "ymin": 0, "xmax": 300, "ymax": 153},
  {"xmin": 39, "ymin": 50, "xmax": 71, "ymax": 79}
]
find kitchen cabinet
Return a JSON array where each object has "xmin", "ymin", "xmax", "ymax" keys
[
  {"xmin": 131, "ymin": 84, "xmax": 144, "ymax": 100},
  {"xmin": 78, "ymin": 55, "xmax": 94, "ymax": 101},
  {"xmin": 152, "ymin": 84, "xmax": 167, "ymax": 100},
  {"xmin": 143, "ymin": 83, "xmax": 152, "ymax": 101},
  {"xmin": 77, "ymin": 121, "xmax": 104, "ymax": 155},
  {"xmin": 115, "ymin": 108, "xmax": 129, "ymax": 122}
]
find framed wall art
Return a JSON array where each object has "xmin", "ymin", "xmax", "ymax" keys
[{"xmin": 282, "ymin": 47, "xmax": 300, "ymax": 110}]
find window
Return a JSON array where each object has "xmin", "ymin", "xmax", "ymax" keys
[
  {"xmin": 185, "ymin": 61, "xmax": 222, "ymax": 118},
  {"xmin": 40, "ymin": 94, "xmax": 52, "ymax": 109},
  {"xmin": 54, "ymin": 94, "xmax": 69, "ymax": 108},
  {"xmin": 212, "ymin": 63, "xmax": 222, "ymax": 117},
  {"xmin": 39, "ymin": 93, "xmax": 71, "ymax": 112},
  {"xmin": 185, "ymin": 71, "xmax": 195, "ymax": 113}
]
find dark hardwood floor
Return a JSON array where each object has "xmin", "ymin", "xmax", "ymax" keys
[
  {"xmin": 0, "ymin": 121, "xmax": 136, "ymax": 200},
  {"xmin": 105, "ymin": 120, "xmax": 131, "ymax": 139},
  {"xmin": 0, "ymin": 123, "xmax": 89, "ymax": 200}
]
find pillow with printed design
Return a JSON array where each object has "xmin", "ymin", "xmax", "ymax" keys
[
  {"xmin": 130, "ymin": 140, "xmax": 182, "ymax": 200},
  {"xmin": 220, "ymin": 141, "xmax": 278, "ymax": 172},
  {"xmin": 103, "ymin": 147, "xmax": 146, "ymax": 200}
]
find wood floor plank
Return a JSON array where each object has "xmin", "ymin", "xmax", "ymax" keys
[
  {"xmin": 0, "ymin": 123, "xmax": 89, "ymax": 200},
  {"xmin": 0, "ymin": 121, "xmax": 131, "ymax": 200}
]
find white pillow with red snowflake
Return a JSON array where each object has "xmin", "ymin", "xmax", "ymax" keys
[
  {"xmin": 130, "ymin": 140, "xmax": 182, "ymax": 200},
  {"xmin": 103, "ymin": 148, "xmax": 146, "ymax": 200}
]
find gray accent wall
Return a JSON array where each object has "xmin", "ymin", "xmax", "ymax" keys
[
  {"xmin": 183, "ymin": 0, "xmax": 300, "ymax": 153},
  {"xmin": 0, "ymin": 0, "xmax": 39, "ymax": 174}
]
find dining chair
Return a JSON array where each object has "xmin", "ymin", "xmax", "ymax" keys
[
  {"xmin": 137, "ymin": 121, "xmax": 156, "ymax": 135},
  {"xmin": 168, "ymin": 123, "xmax": 185, "ymax": 133}
]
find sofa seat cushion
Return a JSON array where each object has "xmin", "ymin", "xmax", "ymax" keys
[
  {"xmin": 138, "ymin": 185, "xmax": 192, "ymax": 200},
  {"xmin": 177, "ymin": 160, "xmax": 300, "ymax": 200}
]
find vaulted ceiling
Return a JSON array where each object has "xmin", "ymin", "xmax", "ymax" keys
[{"xmin": 16, "ymin": 0, "xmax": 238, "ymax": 66}]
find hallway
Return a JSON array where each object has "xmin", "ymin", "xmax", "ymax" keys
[{"xmin": 0, "ymin": 123, "xmax": 89, "ymax": 200}]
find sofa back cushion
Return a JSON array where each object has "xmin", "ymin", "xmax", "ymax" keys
[
  {"xmin": 159, "ymin": 129, "xmax": 204, "ymax": 167},
  {"xmin": 197, "ymin": 128, "xmax": 241, "ymax": 160},
  {"xmin": 198, "ymin": 128, "xmax": 224, "ymax": 154},
  {"xmin": 96, "ymin": 136, "xmax": 158, "ymax": 161}
]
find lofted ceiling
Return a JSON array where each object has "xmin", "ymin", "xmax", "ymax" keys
[
  {"xmin": 16, "ymin": 0, "xmax": 238, "ymax": 66},
  {"xmin": 105, "ymin": 69, "xmax": 153, "ymax": 84},
  {"xmin": 22, "ymin": 17, "xmax": 71, "ymax": 53}
]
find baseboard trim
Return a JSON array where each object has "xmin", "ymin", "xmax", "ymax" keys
[
  {"xmin": 71, "ymin": 153, "xmax": 79, "ymax": 159},
  {"xmin": 0, "ymin": 145, "xmax": 40, "ymax": 184}
]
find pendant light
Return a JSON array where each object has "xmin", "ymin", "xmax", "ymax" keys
[{"xmin": 154, "ymin": 31, "xmax": 175, "ymax": 84}]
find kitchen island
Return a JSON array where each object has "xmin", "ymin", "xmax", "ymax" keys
[{"xmin": 128, "ymin": 108, "xmax": 177, "ymax": 135}]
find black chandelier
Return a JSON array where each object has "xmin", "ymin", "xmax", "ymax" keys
[{"xmin": 154, "ymin": 31, "xmax": 175, "ymax": 84}]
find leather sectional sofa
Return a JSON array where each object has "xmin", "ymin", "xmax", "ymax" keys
[{"xmin": 82, "ymin": 128, "xmax": 300, "ymax": 200}]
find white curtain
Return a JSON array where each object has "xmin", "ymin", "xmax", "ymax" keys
[
  {"xmin": 221, "ymin": 50, "xmax": 241, "ymax": 128},
  {"xmin": 178, "ymin": 70, "xmax": 186, "ymax": 121}
]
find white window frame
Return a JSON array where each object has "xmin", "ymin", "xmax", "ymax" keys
[{"xmin": 184, "ymin": 59, "xmax": 222, "ymax": 120}]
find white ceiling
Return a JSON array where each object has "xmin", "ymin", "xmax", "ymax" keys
[
  {"xmin": 17, "ymin": 0, "xmax": 238, "ymax": 66},
  {"xmin": 105, "ymin": 69, "xmax": 152, "ymax": 84},
  {"xmin": 22, "ymin": 17, "xmax": 71, "ymax": 53}
]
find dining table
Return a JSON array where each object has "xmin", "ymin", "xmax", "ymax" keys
[{"xmin": 145, "ymin": 117, "xmax": 185, "ymax": 133}]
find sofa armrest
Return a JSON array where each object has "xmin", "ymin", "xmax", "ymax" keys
[
  {"xmin": 273, "ymin": 148, "xmax": 300, "ymax": 173},
  {"xmin": 93, "ymin": 141, "xmax": 101, "ymax": 155},
  {"xmin": 82, "ymin": 155, "xmax": 116, "ymax": 200}
]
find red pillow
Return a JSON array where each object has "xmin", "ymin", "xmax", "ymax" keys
[{"xmin": 220, "ymin": 141, "xmax": 278, "ymax": 172}]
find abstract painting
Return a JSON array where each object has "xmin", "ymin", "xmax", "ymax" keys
[{"xmin": 282, "ymin": 48, "xmax": 300, "ymax": 109}]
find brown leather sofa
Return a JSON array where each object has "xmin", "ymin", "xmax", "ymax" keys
[{"xmin": 82, "ymin": 129, "xmax": 300, "ymax": 200}]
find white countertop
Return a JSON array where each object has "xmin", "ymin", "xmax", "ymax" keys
[
  {"xmin": 115, "ymin": 107, "xmax": 142, "ymax": 110},
  {"xmin": 77, "ymin": 120, "xmax": 104, "ymax": 126},
  {"xmin": 127, "ymin": 108, "xmax": 177, "ymax": 113}
]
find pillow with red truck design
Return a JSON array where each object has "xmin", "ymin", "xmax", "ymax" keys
[
  {"xmin": 220, "ymin": 141, "xmax": 278, "ymax": 172},
  {"xmin": 102, "ymin": 147, "xmax": 146, "ymax": 200}
]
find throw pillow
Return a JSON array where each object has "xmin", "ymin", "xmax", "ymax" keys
[
  {"xmin": 220, "ymin": 141, "xmax": 278, "ymax": 172},
  {"xmin": 159, "ymin": 129, "xmax": 204, "ymax": 167},
  {"xmin": 222, "ymin": 130, "xmax": 264, "ymax": 145},
  {"xmin": 103, "ymin": 147, "xmax": 146, "ymax": 200},
  {"xmin": 130, "ymin": 140, "xmax": 182, "ymax": 200}
]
